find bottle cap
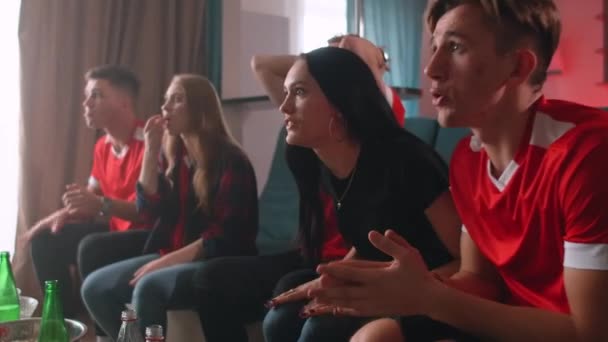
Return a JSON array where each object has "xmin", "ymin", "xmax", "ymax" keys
[
  {"xmin": 44, "ymin": 280, "xmax": 59, "ymax": 291},
  {"xmin": 121, "ymin": 309, "xmax": 138, "ymax": 321},
  {"xmin": 146, "ymin": 324, "xmax": 164, "ymax": 338}
]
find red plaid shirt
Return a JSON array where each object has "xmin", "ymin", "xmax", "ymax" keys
[{"xmin": 136, "ymin": 144, "xmax": 258, "ymax": 258}]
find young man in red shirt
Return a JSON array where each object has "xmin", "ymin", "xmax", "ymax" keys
[
  {"xmin": 311, "ymin": 1, "xmax": 608, "ymax": 341},
  {"xmin": 26, "ymin": 65, "xmax": 149, "ymax": 318}
]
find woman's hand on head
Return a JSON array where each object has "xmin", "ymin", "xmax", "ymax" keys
[{"xmin": 337, "ymin": 36, "xmax": 385, "ymax": 82}]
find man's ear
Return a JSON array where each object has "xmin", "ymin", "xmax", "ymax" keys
[
  {"xmin": 118, "ymin": 91, "xmax": 134, "ymax": 111},
  {"xmin": 508, "ymin": 48, "xmax": 538, "ymax": 86}
]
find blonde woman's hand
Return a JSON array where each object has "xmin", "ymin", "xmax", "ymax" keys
[
  {"xmin": 129, "ymin": 251, "xmax": 184, "ymax": 286},
  {"xmin": 144, "ymin": 115, "xmax": 164, "ymax": 153}
]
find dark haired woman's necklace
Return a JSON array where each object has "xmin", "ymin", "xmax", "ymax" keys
[{"xmin": 336, "ymin": 164, "xmax": 358, "ymax": 210}]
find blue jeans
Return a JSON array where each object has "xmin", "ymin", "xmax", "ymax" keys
[
  {"xmin": 263, "ymin": 269, "xmax": 369, "ymax": 342},
  {"xmin": 81, "ymin": 254, "xmax": 201, "ymax": 339},
  {"xmin": 31, "ymin": 224, "xmax": 149, "ymax": 319},
  {"xmin": 192, "ymin": 251, "xmax": 303, "ymax": 342}
]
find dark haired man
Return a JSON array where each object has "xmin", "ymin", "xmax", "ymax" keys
[{"xmin": 27, "ymin": 65, "xmax": 149, "ymax": 319}]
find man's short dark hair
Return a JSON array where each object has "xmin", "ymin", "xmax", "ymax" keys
[{"xmin": 85, "ymin": 65, "xmax": 140, "ymax": 99}]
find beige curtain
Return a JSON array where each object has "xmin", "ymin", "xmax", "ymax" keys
[{"xmin": 15, "ymin": 0, "xmax": 206, "ymax": 299}]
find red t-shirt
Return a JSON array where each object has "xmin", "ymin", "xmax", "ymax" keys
[
  {"xmin": 450, "ymin": 97, "xmax": 608, "ymax": 313},
  {"xmin": 319, "ymin": 189, "xmax": 350, "ymax": 261},
  {"xmin": 384, "ymin": 84, "xmax": 406, "ymax": 127},
  {"xmin": 89, "ymin": 122, "xmax": 145, "ymax": 232}
]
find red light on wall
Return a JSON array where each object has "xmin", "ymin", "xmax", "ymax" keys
[{"xmin": 547, "ymin": 48, "xmax": 564, "ymax": 75}]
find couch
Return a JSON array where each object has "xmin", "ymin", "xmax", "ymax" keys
[{"xmin": 404, "ymin": 117, "xmax": 471, "ymax": 163}]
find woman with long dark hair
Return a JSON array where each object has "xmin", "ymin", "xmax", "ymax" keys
[
  {"xmin": 192, "ymin": 47, "xmax": 461, "ymax": 342},
  {"xmin": 260, "ymin": 46, "xmax": 461, "ymax": 341}
]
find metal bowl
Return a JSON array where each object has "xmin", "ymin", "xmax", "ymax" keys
[
  {"xmin": 0, "ymin": 318, "xmax": 87, "ymax": 342},
  {"xmin": 19, "ymin": 296, "xmax": 39, "ymax": 319}
]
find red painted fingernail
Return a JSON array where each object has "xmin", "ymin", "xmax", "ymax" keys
[
  {"xmin": 299, "ymin": 309, "xmax": 310, "ymax": 318},
  {"xmin": 264, "ymin": 300, "xmax": 276, "ymax": 309}
]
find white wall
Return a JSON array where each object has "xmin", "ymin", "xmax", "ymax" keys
[
  {"xmin": 542, "ymin": 0, "xmax": 607, "ymax": 107},
  {"xmin": 221, "ymin": 0, "xmax": 290, "ymax": 193},
  {"xmin": 240, "ymin": 0, "xmax": 347, "ymax": 54},
  {"xmin": 221, "ymin": 0, "xmax": 346, "ymax": 192},
  {"xmin": 297, "ymin": 0, "xmax": 347, "ymax": 53},
  {"xmin": 0, "ymin": 0, "xmax": 21, "ymax": 256},
  {"xmin": 241, "ymin": 0, "xmax": 302, "ymax": 54}
]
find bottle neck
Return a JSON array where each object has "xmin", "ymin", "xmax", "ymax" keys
[
  {"xmin": 0, "ymin": 253, "xmax": 15, "ymax": 277},
  {"xmin": 0, "ymin": 253, "xmax": 17, "ymax": 295},
  {"xmin": 41, "ymin": 282, "xmax": 64, "ymax": 321},
  {"xmin": 121, "ymin": 309, "xmax": 138, "ymax": 322}
]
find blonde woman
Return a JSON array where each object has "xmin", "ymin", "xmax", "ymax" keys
[{"xmin": 81, "ymin": 74, "xmax": 258, "ymax": 341}]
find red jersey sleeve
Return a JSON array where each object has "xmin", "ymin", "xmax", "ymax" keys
[
  {"xmin": 560, "ymin": 134, "xmax": 608, "ymax": 270},
  {"xmin": 390, "ymin": 87, "xmax": 405, "ymax": 127},
  {"xmin": 88, "ymin": 137, "xmax": 106, "ymax": 191}
]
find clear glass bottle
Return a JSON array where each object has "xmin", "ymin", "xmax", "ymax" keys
[
  {"xmin": 0, "ymin": 251, "xmax": 20, "ymax": 322},
  {"xmin": 38, "ymin": 280, "xmax": 69, "ymax": 342},
  {"xmin": 116, "ymin": 309, "xmax": 144, "ymax": 342},
  {"xmin": 145, "ymin": 324, "xmax": 164, "ymax": 341}
]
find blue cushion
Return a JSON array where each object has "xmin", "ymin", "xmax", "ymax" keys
[
  {"xmin": 256, "ymin": 128, "xmax": 299, "ymax": 255},
  {"xmin": 404, "ymin": 118, "xmax": 438, "ymax": 146},
  {"xmin": 435, "ymin": 127, "xmax": 471, "ymax": 163}
]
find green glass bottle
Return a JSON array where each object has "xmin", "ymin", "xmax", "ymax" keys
[
  {"xmin": 38, "ymin": 280, "xmax": 69, "ymax": 342},
  {"xmin": 0, "ymin": 251, "xmax": 20, "ymax": 322}
]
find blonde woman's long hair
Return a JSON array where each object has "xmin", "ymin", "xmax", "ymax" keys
[{"xmin": 163, "ymin": 74, "xmax": 240, "ymax": 212}]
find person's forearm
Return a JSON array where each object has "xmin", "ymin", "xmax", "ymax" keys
[
  {"xmin": 441, "ymin": 270, "xmax": 504, "ymax": 301},
  {"xmin": 425, "ymin": 282, "xmax": 580, "ymax": 341},
  {"xmin": 432, "ymin": 259, "xmax": 460, "ymax": 278},
  {"xmin": 107, "ymin": 199, "xmax": 141, "ymax": 223},
  {"xmin": 251, "ymin": 54, "xmax": 296, "ymax": 79},
  {"xmin": 250, "ymin": 54, "xmax": 297, "ymax": 106},
  {"xmin": 344, "ymin": 247, "xmax": 357, "ymax": 259},
  {"xmin": 37, "ymin": 208, "xmax": 80, "ymax": 227},
  {"xmin": 167, "ymin": 238, "xmax": 203, "ymax": 263},
  {"xmin": 139, "ymin": 147, "xmax": 160, "ymax": 196}
]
